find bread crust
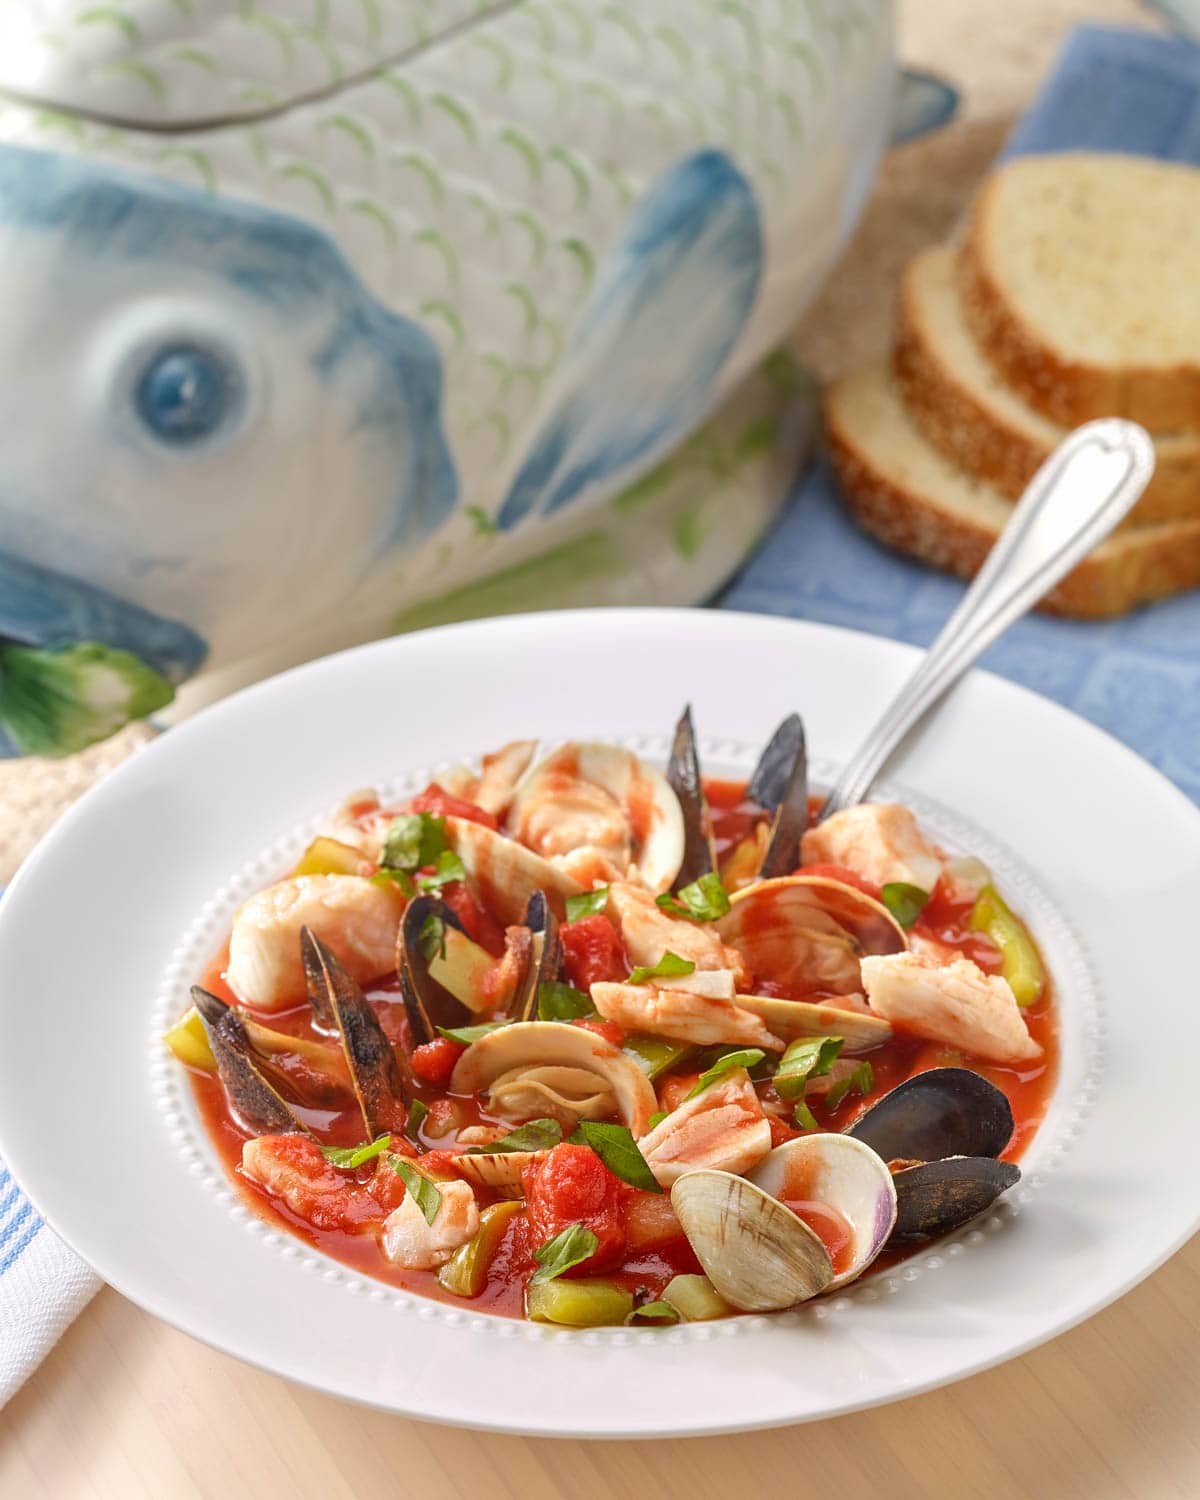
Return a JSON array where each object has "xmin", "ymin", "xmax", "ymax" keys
[
  {"xmin": 961, "ymin": 171, "xmax": 1200, "ymax": 434},
  {"xmin": 824, "ymin": 372, "xmax": 1200, "ymax": 619},
  {"xmin": 897, "ymin": 250, "xmax": 1200, "ymax": 526}
]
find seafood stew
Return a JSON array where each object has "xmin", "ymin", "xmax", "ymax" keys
[{"xmin": 168, "ymin": 710, "xmax": 1056, "ymax": 1327}]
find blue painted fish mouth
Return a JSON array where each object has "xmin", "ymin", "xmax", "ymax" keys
[{"xmin": 0, "ymin": 550, "xmax": 208, "ymax": 683}]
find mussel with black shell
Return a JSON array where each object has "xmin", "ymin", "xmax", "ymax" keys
[
  {"xmin": 666, "ymin": 704, "xmax": 808, "ymax": 890},
  {"xmin": 847, "ymin": 1067, "xmax": 1022, "ymax": 1244}
]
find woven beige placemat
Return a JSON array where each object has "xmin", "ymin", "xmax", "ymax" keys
[{"xmin": 0, "ymin": 0, "xmax": 1160, "ymax": 884}]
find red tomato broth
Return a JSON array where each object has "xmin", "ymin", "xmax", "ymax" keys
[{"xmin": 185, "ymin": 773, "xmax": 1058, "ymax": 1317}]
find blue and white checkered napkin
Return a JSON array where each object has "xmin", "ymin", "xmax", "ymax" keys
[
  {"xmin": 3, "ymin": 21, "xmax": 1200, "ymax": 1407},
  {"xmin": 723, "ymin": 24, "xmax": 1200, "ymax": 811}
]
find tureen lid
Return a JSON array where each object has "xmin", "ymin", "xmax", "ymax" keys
[{"xmin": 0, "ymin": 0, "xmax": 511, "ymax": 129}]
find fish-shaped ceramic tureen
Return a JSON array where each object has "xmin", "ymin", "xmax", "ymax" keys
[{"xmin": 0, "ymin": 0, "xmax": 902, "ymax": 756}]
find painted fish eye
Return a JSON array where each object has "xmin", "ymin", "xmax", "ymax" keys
[{"xmin": 134, "ymin": 343, "xmax": 243, "ymax": 445}]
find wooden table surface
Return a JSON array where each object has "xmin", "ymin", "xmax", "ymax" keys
[{"xmin": 2, "ymin": 1233, "xmax": 1198, "ymax": 1500}]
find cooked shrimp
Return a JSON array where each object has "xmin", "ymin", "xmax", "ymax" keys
[
  {"xmin": 381, "ymin": 1176, "xmax": 480, "ymax": 1269},
  {"xmin": 637, "ymin": 1070, "xmax": 772, "ymax": 1187},
  {"xmin": 241, "ymin": 1135, "xmax": 400, "ymax": 1233},
  {"xmin": 226, "ymin": 874, "xmax": 404, "ymax": 1010},
  {"xmin": 800, "ymin": 804, "xmax": 942, "ymax": 892},
  {"xmin": 512, "ymin": 772, "xmax": 632, "ymax": 872},
  {"xmin": 591, "ymin": 981, "xmax": 784, "ymax": 1051},
  {"xmin": 861, "ymin": 951, "xmax": 1041, "ymax": 1064},
  {"xmin": 606, "ymin": 881, "xmax": 749, "ymax": 985}
]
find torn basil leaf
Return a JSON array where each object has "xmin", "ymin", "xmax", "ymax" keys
[
  {"xmin": 537, "ymin": 981, "xmax": 595, "ymax": 1022},
  {"xmin": 381, "ymin": 812, "xmax": 447, "ymax": 874},
  {"xmin": 417, "ymin": 849, "xmax": 467, "ymax": 892},
  {"xmin": 569, "ymin": 1120, "xmax": 662, "ymax": 1194},
  {"xmin": 319, "ymin": 1134, "xmax": 392, "ymax": 1170},
  {"xmin": 881, "ymin": 882, "xmax": 930, "ymax": 928},
  {"xmin": 647, "ymin": 1110, "xmax": 669, "ymax": 1130},
  {"xmin": 418, "ymin": 912, "xmax": 447, "ymax": 961},
  {"xmin": 772, "ymin": 1037, "xmax": 844, "ymax": 1101},
  {"xmin": 625, "ymin": 1300, "xmax": 680, "ymax": 1326},
  {"xmin": 529, "ymin": 1222, "xmax": 599, "ymax": 1284},
  {"xmin": 686, "ymin": 1048, "xmax": 766, "ymax": 1100},
  {"xmin": 655, "ymin": 872, "xmax": 731, "ymax": 923},
  {"xmin": 824, "ymin": 1061, "xmax": 875, "ymax": 1110},
  {"xmin": 468, "ymin": 1118, "xmax": 563, "ymax": 1155},
  {"xmin": 405, "ymin": 1100, "xmax": 428, "ymax": 1140},
  {"xmin": 566, "ymin": 887, "xmax": 610, "ymax": 922},
  {"xmin": 435, "ymin": 1021, "xmax": 509, "ymax": 1045},
  {"xmin": 371, "ymin": 868, "xmax": 416, "ymax": 896},
  {"xmin": 391, "ymin": 1159, "xmax": 442, "ymax": 1226},
  {"xmin": 627, "ymin": 951, "xmax": 696, "ymax": 986}
]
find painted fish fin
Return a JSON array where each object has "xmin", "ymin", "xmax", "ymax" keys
[{"xmin": 495, "ymin": 150, "xmax": 763, "ymax": 531}]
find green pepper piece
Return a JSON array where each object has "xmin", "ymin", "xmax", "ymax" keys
[
  {"xmin": 661, "ymin": 1273, "xmax": 732, "ymax": 1321},
  {"xmin": 969, "ymin": 884, "xmax": 1044, "ymax": 1007},
  {"xmin": 622, "ymin": 1033, "xmax": 696, "ymax": 1081},
  {"xmin": 437, "ymin": 1200, "xmax": 523, "ymax": 1299},
  {"xmin": 525, "ymin": 1277, "xmax": 634, "ymax": 1327}
]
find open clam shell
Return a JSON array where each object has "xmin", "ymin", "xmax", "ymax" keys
[
  {"xmin": 444, "ymin": 816, "xmax": 584, "ymax": 925},
  {"xmin": 453, "ymin": 1149, "xmax": 549, "ymax": 1199},
  {"xmin": 670, "ymin": 1170, "xmax": 836, "ymax": 1312},
  {"xmin": 449, "ymin": 1021, "xmax": 658, "ymax": 1135},
  {"xmin": 733, "ymin": 993, "xmax": 892, "ymax": 1053},
  {"xmin": 847, "ymin": 1067, "xmax": 1015, "ymax": 1163},
  {"xmin": 507, "ymin": 742, "xmax": 685, "ymax": 893},
  {"xmin": 891, "ymin": 1156, "xmax": 1021, "ymax": 1244},
  {"xmin": 716, "ymin": 876, "xmax": 908, "ymax": 996},
  {"xmin": 748, "ymin": 1133, "xmax": 899, "ymax": 1290}
]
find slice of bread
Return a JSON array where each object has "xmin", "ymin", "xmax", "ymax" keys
[
  {"xmin": 961, "ymin": 153, "xmax": 1200, "ymax": 433},
  {"xmin": 824, "ymin": 362, "xmax": 1200, "ymax": 618},
  {"xmin": 897, "ymin": 245, "xmax": 1200, "ymax": 526}
]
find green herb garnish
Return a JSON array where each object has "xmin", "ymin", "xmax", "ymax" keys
[
  {"xmin": 881, "ymin": 882, "xmax": 930, "ymax": 929},
  {"xmin": 468, "ymin": 1118, "xmax": 563, "ymax": 1154},
  {"xmin": 824, "ymin": 1061, "xmax": 875, "ymax": 1110},
  {"xmin": 647, "ymin": 1110, "xmax": 669, "ymax": 1130},
  {"xmin": 417, "ymin": 849, "xmax": 467, "ymax": 892},
  {"xmin": 435, "ymin": 1021, "xmax": 510, "ymax": 1045},
  {"xmin": 566, "ymin": 887, "xmax": 610, "ymax": 922},
  {"xmin": 370, "ymin": 868, "xmax": 416, "ymax": 896},
  {"xmin": 419, "ymin": 912, "xmax": 447, "ymax": 961},
  {"xmin": 773, "ymin": 1037, "xmax": 844, "ymax": 1101},
  {"xmin": 686, "ymin": 1048, "xmax": 766, "ymax": 1100},
  {"xmin": 625, "ymin": 1301, "xmax": 680, "ymax": 1326},
  {"xmin": 537, "ymin": 981, "xmax": 596, "ymax": 1022},
  {"xmin": 568, "ymin": 1120, "xmax": 662, "ymax": 1193},
  {"xmin": 381, "ymin": 812, "xmax": 447, "ymax": 873},
  {"xmin": 391, "ymin": 1159, "xmax": 443, "ymax": 1226},
  {"xmin": 655, "ymin": 872, "xmax": 731, "ymax": 923},
  {"xmin": 529, "ymin": 1222, "xmax": 599, "ymax": 1284},
  {"xmin": 627, "ymin": 952, "xmax": 696, "ymax": 986},
  {"xmin": 405, "ymin": 1100, "xmax": 428, "ymax": 1141},
  {"xmin": 793, "ymin": 1101, "xmax": 819, "ymax": 1131},
  {"xmin": 319, "ymin": 1134, "xmax": 392, "ymax": 1170}
]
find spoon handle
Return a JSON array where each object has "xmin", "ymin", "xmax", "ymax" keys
[{"xmin": 818, "ymin": 418, "xmax": 1156, "ymax": 821}]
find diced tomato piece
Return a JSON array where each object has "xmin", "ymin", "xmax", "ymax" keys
[
  {"xmin": 572, "ymin": 1017, "xmax": 624, "ymax": 1047},
  {"xmin": 522, "ymin": 1143, "xmax": 626, "ymax": 1274},
  {"xmin": 561, "ymin": 914, "xmax": 627, "ymax": 990},
  {"xmin": 441, "ymin": 882, "xmax": 507, "ymax": 957},
  {"xmin": 407, "ymin": 783, "xmax": 499, "ymax": 831},
  {"xmin": 768, "ymin": 1113, "xmax": 801, "ymax": 1147},
  {"xmin": 797, "ymin": 862, "xmax": 882, "ymax": 900},
  {"xmin": 411, "ymin": 1036, "xmax": 465, "ymax": 1086}
]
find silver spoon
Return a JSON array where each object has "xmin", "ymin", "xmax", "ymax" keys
[{"xmin": 818, "ymin": 418, "xmax": 1156, "ymax": 821}]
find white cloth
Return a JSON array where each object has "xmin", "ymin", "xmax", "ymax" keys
[{"xmin": 0, "ymin": 1154, "xmax": 100, "ymax": 1406}]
